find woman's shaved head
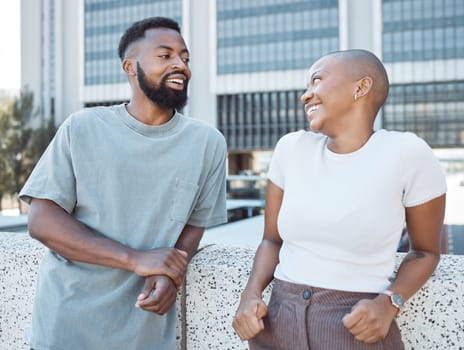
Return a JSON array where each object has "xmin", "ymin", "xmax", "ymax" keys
[{"xmin": 322, "ymin": 49, "xmax": 389, "ymax": 113}]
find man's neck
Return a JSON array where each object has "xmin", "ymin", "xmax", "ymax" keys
[{"xmin": 125, "ymin": 101, "xmax": 174, "ymax": 126}]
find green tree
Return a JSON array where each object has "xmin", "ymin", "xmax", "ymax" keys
[
  {"xmin": 1, "ymin": 88, "xmax": 56, "ymax": 212},
  {"xmin": 0, "ymin": 99, "xmax": 14, "ymax": 211}
]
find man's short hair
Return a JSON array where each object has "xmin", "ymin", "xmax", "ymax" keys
[{"xmin": 118, "ymin": 17, "xmax": 181, "ymax": 61}]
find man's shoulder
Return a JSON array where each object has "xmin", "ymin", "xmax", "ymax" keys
[
  {"xmin": 71, "ymin": 105, "xmax": 116, "ymax": 120},
  {"xmin": 178, "ymin": 113, "xmax": 226, "ymax": 141},
  {"xmin": 63, "ymin": 105, "xmax": 118, "ymax": 129},
  {"xmin": 177, "ymin": 113, "xmax": 214, "ymax": 129}
]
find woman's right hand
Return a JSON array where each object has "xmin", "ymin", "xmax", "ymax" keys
[
  {"xmin": 232, "ymin": 181, "xmax": 283, "ymax": 341},
  {"xmin": 232, "ymin": 293, "xmax": 268, "ymax": 341}
]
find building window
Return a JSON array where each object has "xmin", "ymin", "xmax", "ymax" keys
[
  {"xmin": 217, "ymin": 90, "xmax": 306, "ymax": 151},
  {"xmin": 383, "ymin": 81, "xmax": 464, "ymax": 147},
  {"xmin": 84, "ymin": 100, "xmax": 128, "ymax": 107},
  {"xmin": 84, "ymin": 0, "xmax": 182, "ymax": 86},
  {"xmin": 383, "ymin": 0, "xmax": 464, "ymax": 62},
  {"xmin": 216, "ymin": 0, "xmax": 339, "ymax": 74},
  {"xmin": 382, "ymin": 0, "xmax": 464, "ymax": 147}
]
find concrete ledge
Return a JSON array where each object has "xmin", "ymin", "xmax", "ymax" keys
[
  {"xmin": 1, "ymin": 232, "xmax": 464, "ymax": 349},
  {"xmin": 0, "ymin": 232, "xmax": 44, "ymax": 349},
  {"xmin": 187, "ymin": 245, "xmax": 464, "ymax": 349}
]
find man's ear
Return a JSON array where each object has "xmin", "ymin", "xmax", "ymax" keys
[
  {"xmin": 354, "ymin": 76, "xmax": 373, "ymax": 99},
  {"xmin": 122, "ymin": 59, "xmax": 136, "ymax": 76}
]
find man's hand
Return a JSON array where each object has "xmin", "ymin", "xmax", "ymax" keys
[
  {"xmin": 232, "ymin": 294, "xmax": 268, "ymax": 341},
  {"xmin": 342, "ymin": 295, "xmax": 398, "ymax": 344},
  {"xmin": 135, "ymin": 275, "xmax": 178, "ymax": 315},
  {"xmin": 131, "ymin": 248, "xmax": 188, "ymax": 288}
]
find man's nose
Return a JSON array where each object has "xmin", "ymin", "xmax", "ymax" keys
[{"xmin": 171, "ymin": 56, "xmax": 187, "ymax": 69}]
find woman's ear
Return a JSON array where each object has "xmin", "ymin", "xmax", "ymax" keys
[{"xmin": 354, "ymin": 76, "xmax": 373, "ymax": 100}]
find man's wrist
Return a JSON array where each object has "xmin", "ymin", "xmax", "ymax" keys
[{"xmin": 125, "ymin": 248, "xmax": 139, "ymax": 273}]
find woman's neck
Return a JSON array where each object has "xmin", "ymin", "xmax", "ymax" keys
[{"xmin": 326, "ymin": 127, "xmax": 375, "ymax": 154}]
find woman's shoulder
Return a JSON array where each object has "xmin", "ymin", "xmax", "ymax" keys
[
  {"xmin": 378, "ymin": 129, "xmax": 429, "ymax": 145},
  {"xmin": 277, "ymin": 129, "xmax": 324, "ymax": 146},
  {"xmin": 376, "ymin": 129, "xmax": 434, "ymax": 158}
]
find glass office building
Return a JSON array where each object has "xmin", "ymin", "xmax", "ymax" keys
[
  {"xmin": 217, "ymin": 0, "xmax": 464, "ymax": 152},
  {"xmin": 84, "ymin": 0, "xmax": 182, "ymax": 87},
  {"xmin": 216, "ymin": 0, "xmax": 338, "ymax": 74},
  {"xmin": 22, "ymin": 0, "xmax": 464, "ymax": 169},
  {"xmin": 382, "ymin": 0, "xmax": 464, "ymax": 147},
  {"xmin": 216, "ymin": 0, "xmax": 339, "ymax": 151}
]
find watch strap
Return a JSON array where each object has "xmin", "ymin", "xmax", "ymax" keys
[
  {"xmin": 381, "ymin": 289, "xmax": 405, "ymax": 313},
  {"xmin": 382, "ymin": 289, "xmax": 394, "ymax": 297}
]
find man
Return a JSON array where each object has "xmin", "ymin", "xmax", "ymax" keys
[{"xmin": 20, "ymin": 17, "xmax": 227, "ymax": 349}]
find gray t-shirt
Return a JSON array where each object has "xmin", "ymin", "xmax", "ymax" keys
[{"xmin": 20, "ymin": 104, "xmax": 227, "ymax": 350}]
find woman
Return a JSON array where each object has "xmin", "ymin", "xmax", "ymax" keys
[{"xmin": 232, "ymin": 49, "xmax": 446, "ymax": 349}]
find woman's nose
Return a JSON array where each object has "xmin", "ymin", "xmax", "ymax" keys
[{"xmin": 301, "ymin": 88, "xmax": 313, "ymax": 104}]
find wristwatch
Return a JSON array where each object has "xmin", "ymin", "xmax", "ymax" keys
[{"xmin": 382, "ymin": 290, "xmax": 405, "ymax": 313}]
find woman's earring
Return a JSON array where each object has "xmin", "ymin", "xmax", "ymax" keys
[{"xmin": 354, "ymin": 93, "xmax": 358, "ymax": 101}]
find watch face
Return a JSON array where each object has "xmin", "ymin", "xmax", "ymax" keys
[{"xmin": 392, "ymin": 294, "xmax": 405, "ymax": 308}]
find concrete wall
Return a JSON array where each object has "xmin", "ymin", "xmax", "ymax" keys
[{"xmin": 1, "ymin": 232, "xmax": 463, "ymax": 349}]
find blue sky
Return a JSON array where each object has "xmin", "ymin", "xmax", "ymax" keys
[{"xmin": 0, "ymin": 1, "xmax": 20, "ymax": 89}]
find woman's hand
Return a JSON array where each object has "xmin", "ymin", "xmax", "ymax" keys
[
  {"xmin": 232, "ymin": 293, "xmax": 268, "ymax": 341},
  {"xmin": 233, "ymin": 181, "xmax": 283, "ymax": 341},
  {"xmin": 342, "ymin": 294, "xmax": 398, "ymax": 344}
]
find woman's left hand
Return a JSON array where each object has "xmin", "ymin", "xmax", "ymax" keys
[{"xmin": 342, "ymin": 294, "xmax": 398, "ymax": 344}]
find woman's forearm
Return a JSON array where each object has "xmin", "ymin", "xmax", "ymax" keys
[
  {"xmin": 388, "ymin": 194, "xmax": 446, "ymax": 301},
  {"xmin": 388, "ymin": 250, "xmax": 440, "ymax": 300},
  {"xmin": 242, "ymin": 238, "xmax": 281, "ymax": 297}
]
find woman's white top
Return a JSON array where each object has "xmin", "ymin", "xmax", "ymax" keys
[{"xmin": 268, "ymin": 129, "xmax": 447, "ymax": 292}]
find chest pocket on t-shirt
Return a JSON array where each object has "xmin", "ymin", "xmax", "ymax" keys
[{"xmin": 170, "ymin": 178, "xmax": 200, "ymax": 224}]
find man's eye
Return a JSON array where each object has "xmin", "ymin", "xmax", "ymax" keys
[
  {"xmin": 182, "ymin": 57, "xmax": 190, "ymax": 63},
  {"xmin": 159, "ymin": 54, "xmax": 170, "ymax": 59}
]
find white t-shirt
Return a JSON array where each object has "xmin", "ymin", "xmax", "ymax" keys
[{"xmin": 268, "ymin": 129, "xmax": 447, "ymax": 293}]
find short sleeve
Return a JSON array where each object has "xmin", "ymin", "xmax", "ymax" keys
[
  {"xmin": 267, "ymin": 133, "xmax": 297, "ymax": 189},
  {"xmin": 187, "ymin": 135, "xmax": 228, "ymax": 228},
  {"xmin": 402, "ymin": 133, "xmax": 447, "ymax": 207},
  {"xmin": 19, "ymin": 118, "xmax": 77, "ymax": 213}
]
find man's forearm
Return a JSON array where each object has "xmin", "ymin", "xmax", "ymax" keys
[
  {"xmin": 29, "ymin": 198, "xmax": 137, "ymax": 270},
  {"xmin": 174, "ymin": 224, "xmax": 205, "ymax": 261},
  {"xmin": 28, "ymin": 198, "xmax": 188, "ymax": 285}
]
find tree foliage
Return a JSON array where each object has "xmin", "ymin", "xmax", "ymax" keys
[
  {"xmin": 0, "ymin": 88, "xmax": 56, "ymax": 212},
  {"xmin": 0, "ymin": 99, "xmax": 14, "ymax": 210}
]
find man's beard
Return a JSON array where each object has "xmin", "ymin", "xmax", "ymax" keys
[{"xmin": 136, "ymin": 62, "xmax": 188, "ymax": 110}]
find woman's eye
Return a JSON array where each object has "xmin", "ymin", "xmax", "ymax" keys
[{"xmin": 313, "ymin": 77, "xmax": 321, "ymax": 83}]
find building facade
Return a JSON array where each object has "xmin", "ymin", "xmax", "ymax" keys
[
  {"xmin": 382, "ymin": 0, "xmax": 464, "ymax": 147},
  {"xmin": 21, "ymin": 0, "xmax": 464, "ymax": 173}
]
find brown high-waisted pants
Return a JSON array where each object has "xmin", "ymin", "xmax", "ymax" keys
[{"xmin": 248, "ymin": 279, "xmax": 405, "ymax": 350}]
